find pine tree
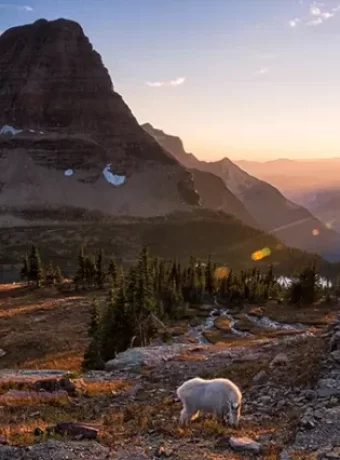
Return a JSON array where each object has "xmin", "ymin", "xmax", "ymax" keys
[
  {"xmin": 82, "ymin": 334, "xmax": 105, "ymax": 371},
  {"xmin": 185, "ymin": 256, "xmax": 200, "ymax": 303},
  {"xmin": 76, "ymin": 246, "xmax": 86, "ymax": 289},
  {"xmin": 54, "ymin": 266, "xmax": 63, "ymax": 285},
  {"xmin": 28, "ymin": 245, "xmax": 43, "ymax": 288},
  {"xmin": 84, "ymin": 254, "xmax": 97, "ymax": 288},
  {"xmin": 133, "ymin": 246, "xmax": 157, "ymax": 346},
  {"xmin": 20, "ymin": 254, "xmax": 29, "ymax": 285},
  {"xmin": 95, "ymin": 249, "xmax": 104, "ymax": 289},
  {"xmin": 88, "ymin": 299, "xmax": 100, "ymax": 337},
  {"xmin": 108, "ymin": 257, "xmax": 118, "ymax": 287},
  {"xmin": 45, "ymin": 261, "xmax": 56, "ymax": 286},
  {"xmin": 100, "ymin": 286, "xmax": 117, "ymax": 361},
  {"xmin": 112, "ymin": 274, "xmax": 133, "ymax": 352},
  {"xmin": 196, "ymin": 263, "xmax": 206, "ymax": 302},
  {"xmin": 205, "ymin": 255, "xmax": 216, "ymax": 297}
]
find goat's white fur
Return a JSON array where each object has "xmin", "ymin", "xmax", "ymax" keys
[{"xmin": 176, "ymin": 377, "xmax": 242, "ymax": 427}]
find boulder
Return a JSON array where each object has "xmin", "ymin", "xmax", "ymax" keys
[
  {"xmin": 330, "ymin": 350, "xmax": 340, "ymax": 363},
  {"xmin": 47, "ymin": 422, "xmax": 98, "ymax": 440},
  {"xmin": 229, "ymin": 436, "xmax": 261, "ymax": 453},
  {"xmin": 270, "ymin": 352, "xmax": 289, "ymax": 367},
  {"xmin": 34, "ymin": 377, "xmax": 86, "ymax": 396},
  {"xmin": 252, "ymin": 369, "xmax": 267, "ymax": 384}
]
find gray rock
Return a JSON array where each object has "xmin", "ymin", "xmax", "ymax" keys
[
  {"xmin": 0, "ymin": 440, "xmax": 110, "ymax": 460},
  {"xmin": 105, "ymin": 344, "xmax": 198, "ymax": 370},
  {"xmin": 300, "ymin": 416, "xmax": 315, "ymax": 430},
  {"xmin": 317, "ymin": 388, "xmax": 340, "ymax": 398},
  {"xmin": 0, "ymin": 349, "xmax": 6, "ymax": 358},
  {"xmin": 0, "ymin": 437, "xmax": 7, "ymax": 446},
  {"xmin": 316, "ymin": 447, "xmax": 340, "ymax": 459},
  {"xmin": 34, "ymin": 377, "xmax": 78, "ymax": 394},
  {"xmin": 331, "ymin": 350, "xmax": 340, "ymax": 363},
  {"xmin": 270, "ymin": 352, "xmax": 289, "ymax": 367},
  {"xmin": 47, "ymin": 422, "xmax": 98, "ymax": 440},
  {"xmin": 280, "ymin": 450, "xmax": 292, "ymax": 460},
  {"xmin": 329, "ymin": 331, "xmax": 340, "ymax": 352},
  {"xmin": 253, "ymin": 369, "xmax": 267, "ymax": 383},
  {"xmin": 229, "ymin": 436, "xmax": 261, "ymax": 453}
]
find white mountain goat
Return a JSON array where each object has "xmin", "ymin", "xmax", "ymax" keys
[{"xmin": 176, "ymin": 377, "xmax": 242, "ymax": 427}]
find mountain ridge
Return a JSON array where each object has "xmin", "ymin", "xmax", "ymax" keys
[{"xmin": 142, "ymin": 123, "xmax": 340, "ymax": 261}]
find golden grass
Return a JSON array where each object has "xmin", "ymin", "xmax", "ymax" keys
[
  {"xmin": 0, "ymin": 391, "xmax": 70, "ymax": 407},
  {"xmin": 85, "ymin": 379, "xmax": 130, "ymax": 397},
  {"xmin": 0, "ymin": 284, "xmax": 97, "ymax": 371},
  {"xmin": 22, "ymin": 351, "xmax": 84, "ymax": 373}
]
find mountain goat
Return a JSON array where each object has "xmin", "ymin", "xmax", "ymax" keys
[{"xmin": 176, "ymin": 377, "xmax": 242, "ymax": 427}]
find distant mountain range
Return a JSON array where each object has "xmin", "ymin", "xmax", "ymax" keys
[
  {"xmin": 143, "ymin": 124, "xmax": 340, "ymax": 261},
  {"xmin": 236, "ymin": 158, "xmax": 340, "ymax": 233}
]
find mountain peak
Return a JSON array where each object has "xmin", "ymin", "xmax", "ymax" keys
[
  {"xmin": 0, "ymin": 20, "xmax": 201, "ymax": 216},
  {"xmin": 0, "ymin": 18, "xmax": 118, "ymax": 134}
]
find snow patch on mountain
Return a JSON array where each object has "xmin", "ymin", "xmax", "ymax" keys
[{"xmin": 102, "ymin": 164, "xmax": 126, "ymax": 186}]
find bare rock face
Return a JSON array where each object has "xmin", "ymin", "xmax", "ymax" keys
[{"xmin": 0, "ymin": 19, "xmax": 200, "ymax": 218}]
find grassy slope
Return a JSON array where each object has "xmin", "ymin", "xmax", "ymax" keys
[{"xmin": 0, "ymin": 210, "xmax": 335, "ymax": 281}]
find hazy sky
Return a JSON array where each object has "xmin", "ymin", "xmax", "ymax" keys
[{"xmin": 1, "ymin": 0, "xmax": 340, "ymax": 161}]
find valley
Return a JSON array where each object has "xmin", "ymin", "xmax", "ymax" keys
[{"xmin": 0, "ymin": 11, "xmax": 340, "ymax": 460}]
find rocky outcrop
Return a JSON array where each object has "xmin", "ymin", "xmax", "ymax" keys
[
  {"xmin": 289, "ymin": 317, "xmax": 340, "ymax": 456},
  {"xmin": 190, "ymin": 168, "xmax": 256, "ymax": 226},
  {"xmin": 0, "ymin": 19, "xmax": 200, "ymax": 219}
]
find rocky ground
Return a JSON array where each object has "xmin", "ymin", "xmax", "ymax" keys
[{"xmin": 1, "ymin": 284, "xmax": 340, "ymax": 459}]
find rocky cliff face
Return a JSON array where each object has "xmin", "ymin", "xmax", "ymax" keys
[
  {"xmin": 142, "ymin": 124, "xmax": 256, "ymax": 226},
  {"xmin": 0, "ymin": 19, "xmax": 200, "ymax": 218},
  {"xmin": 143, "ymin": 123, "xmax": 340, "ymax": 260}
]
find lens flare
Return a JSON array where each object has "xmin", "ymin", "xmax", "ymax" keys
[
  {"xmin": 215, "ymin": 266, "xmax": 229, "ymax": 279},
  {"xmin": 251, "ymin": 247, "xmax": 271, "ymax": 261},
  {"xmin": 326, "ymin": 220, "xmax": 335, "ymax": 229}
]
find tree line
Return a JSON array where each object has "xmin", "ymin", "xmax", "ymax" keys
[{"xmin": 19, "ymin": 244, "xmax": 334, "ymax": 371}]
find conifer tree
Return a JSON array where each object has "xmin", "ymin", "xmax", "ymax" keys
[
  {"xmin": 205, "ymin": 255, "xmax": 216, "ymax": 297},
  {"xmin": 28, "ymin": 245, "xmax": 43, "ymax": 288},
  {"xmin": 45, "ymin": 261, "xmax": 56, "ymax": 286},
  {"xmin": 76, "ymin": 246, "xmax": 86, "ymax": 289},
  {"xmin": 112, "ymin": 274, "xmax": 133, "ymax": 352},
  {"xmin": 95, "ymin": 249, "xmax": 104, "ymax": 289},
  {"xmin": 84, "ymin": 254, "xmax": 97, "ymax": 288},
  {"xmin": 108, "ymin": 257, "xmax": 118, "ymax": 287},
  {"xmin": 54, "ymin": 266, "xmax": 63, "ymax": 285},
  {"xmin": 100, "ymin": 286, "xmax": 117, "ymax": 361},
  {"xmin": 82, "ymin": 301, "xmax": 104, "ymax": 372},
  {"xmin": 20, "ymin": 254, "xmax": 29, "ymax": 285},
  {"xmin": 88, "ymin": 299, "xmax": 100, "ymax": 337},
  {"xmin": 82, "ymin": 334, "xmax": 105, "ymax": 371}
]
